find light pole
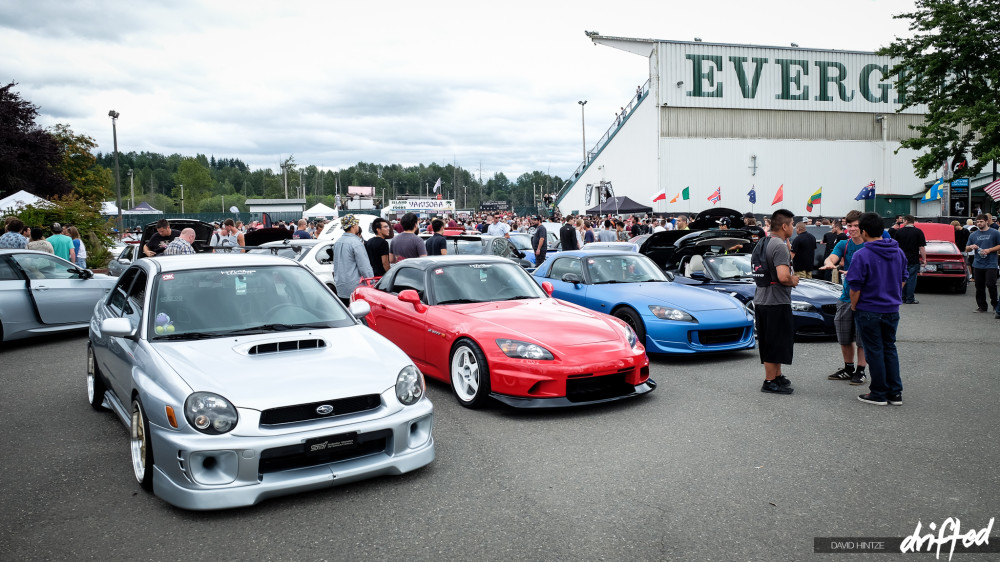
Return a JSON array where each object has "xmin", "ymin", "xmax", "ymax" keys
[
  {"xmin": 578, "ymin": 100, "xmax": 587, "ymax": 165},
  {"xmin": 179, "ymin": 184, "xmax": 184, "ymax": 213},
  {"xmin": 128, "ymin": 168, "xmax": 134, "ymax": 208},
  {"xmin": 108, "ymin": 110, "xmax": 123, "ymax": 229}
]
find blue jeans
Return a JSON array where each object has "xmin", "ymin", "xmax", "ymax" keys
[
  {"xmin": 903, "ymin": 263, "xmax": 920, "ymax": 302},
  {"xmin": 854, "ymin": 310, "xmax": 901, "ymax": 400}
]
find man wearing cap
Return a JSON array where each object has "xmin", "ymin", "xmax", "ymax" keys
[
  {"xmin": 530, "ymin": 216, "xmax": 548, "ymax": 266},
  {"xmin": 48, "ymin": 223, "xmax": 75, "ymax": 262},
  {"xmin": 333, "ymin": 215, "xmax": 374, "ymax": 306}
]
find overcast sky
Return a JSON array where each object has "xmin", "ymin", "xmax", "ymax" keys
[{"xmin": 1, "ymin": 0, "xmax": 916, "ymax": 180}]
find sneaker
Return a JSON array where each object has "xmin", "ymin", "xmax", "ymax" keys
[
  {"xmin": 774, "ymin": 375, "xmax": 791, "ymax": 387},
  {"xmin": 761, "ymin": 379, "xmax": 793, "ymax": 394},
  {"xmin": 849, "ymin": 371, "xmax": 868, "ymax": 385},
  {"xmin": 858, "ymin": 393, "xmax": 888, "ymax": 406},
  {"xmin": 887, "ymin": 394, "xmax": 902, "ymax": 406},
  {"xmin": 828, "ymin": 367, "xmax": 853, "ymax": 381},
  {"xmin": 975, "ymin": 308, "xmax": 988, "ymax": 313},
  {"xmin": 904, "ymin": 300, "xmax": 919, "ymax": 304}
]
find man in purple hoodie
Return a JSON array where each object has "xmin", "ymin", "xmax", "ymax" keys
[{"xmin": 846, "ymin": 212, "xmax": 908, "ymax": 406}]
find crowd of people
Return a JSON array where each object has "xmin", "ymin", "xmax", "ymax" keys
[{"xmin": 1, "ymin": 218, "xmax": 89, "ymax": 267}]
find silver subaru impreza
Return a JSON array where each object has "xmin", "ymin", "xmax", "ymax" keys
[{"xmin": 87, "ymin": 253, "xmax": 434, "ymax": 510}]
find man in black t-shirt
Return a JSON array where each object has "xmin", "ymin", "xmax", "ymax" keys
[
  {"xmin": 789, "ymin": 223, "xmax": 817, "ymax": 278},
  {"xmin": 425, "ymin": 218, "xmax": 448, "ymax": 256},
  {"xmin": 892, "ymin": 215, "xmax": 926, "ymax": 304},
  {"xmin": 559, "ymin": 219, "xmax": 578, "ymax": 251},
  {"xmin": 143, "ymin": 219, "xmax": 180, "ymax": 257},
  {"xmin": 365, "ymin": 217, "xmax": 393, "ymax": 276},
  {"xmin": 530, "ymin": 216, "xmax": 548, "ymax": 266}
]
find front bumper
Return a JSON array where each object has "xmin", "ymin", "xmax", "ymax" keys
[
  {"xmin": 492, "ymin": 379, "xmax": 656, "ymax": 408},
  {"xmin": 149, "ymin": 397, "xmax": 434, "ymax": 510}
]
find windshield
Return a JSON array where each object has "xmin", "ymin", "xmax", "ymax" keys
[
  {"xmin": 431, "ymin": 262, "xmax": 547, "ymax": 304},
  {"xmin": 453, "ymin": 240, "xmax": 487, "ymax": 255},
  {"xmin": 584, "ymin": 254, "xmax": 668, "ymax": 283},
  {"xmin": 150, "ymin": 265, "xmax": 353, "ymax": 339},
  {"xmin": 508, "ymin": 235, "xmax": 533, "ymax": 251},
  {"xmin": 703, "ymin": 254, "xmax": 754, "ymax": 279},
  {"xmin": 926, "ymin": 241, "xmax": 958, "ymax": 255},
  {"xmin": 246, "ymin": 246, "xmax": 302, "ymax": 260}
]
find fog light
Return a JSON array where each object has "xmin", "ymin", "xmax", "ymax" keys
[
  {"xmin": 188, "ymin": 451, "xmax": 239, "ymax": 485},
  {"xmin": 407, "ymin": 416, "xmax": 432, "ymax": 449}
]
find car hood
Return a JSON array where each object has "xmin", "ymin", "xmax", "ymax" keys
[
  {"xmin": 622, "ymin": 282, "xmax": 741, "ymax": 311},
  {"xmin": 680, "ymin": 276, "xmax": 840, "ymax": 303},
  {"xmin": 793, "ymin": 278, "xmax": 842, "ymax": 300},
  {"xmin": 142, "ymin": 219, "xmax": 215, "ymax": 251},
  {"xmin": 447, "ymin": 298, "xmax": 621, "ymax": 345},
  {"xmin": 150, "ymin": 326, "xmax": 406, "ymax": 410}
]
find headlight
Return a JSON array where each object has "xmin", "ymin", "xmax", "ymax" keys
[
  {"xmin": 648, "ymin": 305, "xmax": 696, "ymax": 323},
  {"xmin": 184, "ymin": 392, "xmax": 238, "ymax": 435},
  {"xmin": 744, "ymin": 301, "xmax": 755, "ymax": 320},
  {"xmin": 614, "ymin": 321, "xmax": 639, "ymax": 348},
  {"xmin": 496, "ymin": 339, "xmax": 554, "ymax": 360},
  {"xmin": 791, "ymin": 301, "xmax": 817, "ymax": 312},
  {"xmin": 396, "ymin": 365, "xmax": 425, "ymax": 405}
]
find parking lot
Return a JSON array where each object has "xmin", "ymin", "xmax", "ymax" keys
[{"xmin": 1, "ymin": 290, "xmax": 998, "ymax": 560}]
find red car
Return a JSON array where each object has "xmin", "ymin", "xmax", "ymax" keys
[
  {"xmin": 353, "ymin": 255, "xmax": 654, "ymax": 408},
  {"xmin": 915, "ymin": 222, "xmax": 968, "ymax": 293}
]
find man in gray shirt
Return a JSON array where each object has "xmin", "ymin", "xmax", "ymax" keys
[
  {"xmin": 597, "ymin": 219, "xmax": 618, "ymax": 242},
  {"xmin": 333, "ymin": 215, "xmax": 374, "ymax": 306},
  {"xmin": 389, "ymin": 212, "xmax": 428, "ymax": 262},
  {"xmin": 752, "ymin": 209, "xmax": 799, "ymax": 395}
]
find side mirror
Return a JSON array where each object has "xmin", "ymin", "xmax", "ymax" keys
[
  {"xmin": 541, "ymin": 281, "xmax": 554, "ymax": 297},
  {"xmin": 73, "ymin": 268, "xmax": 94, "ymax": 279},
  {"xmin": 348, "ymin": 299, "xmax": 371, "ymax": 319},
  {"xmin": 398, "ymin": 289, "xmax": 427, "ymax": 313},
  {"xmin": 118, "ymin": 258, "xmax": 131, "ymax": 265},
  {"xmin": 323, "ymin": 247, "xmax": 334, "ymax": 263},
  {"xmin": 664, "ymin": 271, "xmax": 675, "ymax": 282},
  {"xmin": 101, "ymin": 317, "xmax": 136, "ymax": 338},
  {"xmin": 561, "ymin": 272, "xmax": 583, "ymax": 285}
]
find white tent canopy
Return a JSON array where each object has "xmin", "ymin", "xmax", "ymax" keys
[
  {"xmin": 303, "ymin": 203, "xmax": 338, "ymax": 218},
  {"xmin": 101, "ymin": 201, "xmax": 120, "ymax": 215},
  {"xmin": 1, "ymin": 190, "xmax": 50, "ymax": 212}
]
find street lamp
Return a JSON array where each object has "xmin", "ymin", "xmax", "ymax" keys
[
  {"xmin": 578, "ymin": 100, "xmax": 587, "ymax": 165},
  {"xmin": 108, "ymin": 110, "xmax": 123, "ymax": 229},
  {"xmin": 128, "ymin": 168, "xmax": 134, "ymax": 208}
]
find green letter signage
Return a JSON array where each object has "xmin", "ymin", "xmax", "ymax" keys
[
  {"xmin": 686, "ymin": 54, "xmax": 724, "ymax": 98},
  {"xmin": 859, "ymin": 63, "xmax": 890, "ymax": 103},
  {"xmin": 729, "ymin": 56, "xmax": 768, "ymax": 99},
  {"xmin": 814, "ymin": 61, "xmax": 854, "ymax": 102},
  {"xmin": 775, "ymin": 59, "xmax": 809, "ymax": 100}
]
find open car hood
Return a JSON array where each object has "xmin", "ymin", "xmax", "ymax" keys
[
  {"xmin": 244, "ymin": 227, "xmax": 293, "ymax": 247},
  {"xmin": 689, "ymin": 207, "xmax": 746, "ymax": 230},
  {"xmin": 141, "ymin": 219, "xmax": 215, "ymax": 253},
  {"xmin": 640, "ymin": 229, "xmax": 752, "ymax": 270}
]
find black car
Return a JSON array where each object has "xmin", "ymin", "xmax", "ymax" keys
[{"xmin": 419, "ymin": 234, "xmax": 533, "ymax": 268}]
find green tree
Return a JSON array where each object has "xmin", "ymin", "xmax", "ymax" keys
[
  {"xmin": 0, "ymin": 82, "xmax": 71, "ymax": 199},
  {"xmin": 879, "ymin": 0, "xmax": 1000, "ymax": 178},
  {"xmin": 49, "ymin": 124, "xmax": 113, "ymax": 203},
  {"xmin": 173, "ymin": 157, "xmax": 213, "ymax": 210}
]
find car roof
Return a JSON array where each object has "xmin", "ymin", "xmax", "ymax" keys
[
  {"xmin": 544, "ymin": 249, "xmax": 642, "ymax": 258},
  {"xmin": 391, "ymin": 255, "xmax": 513, "ymax": 270},
  {"xmin": 147, "ymin": 253, "xmax": 299, "ymax": 272},
  {"xmin": 258, "ymin": 239, "xmax": 322, "ymax": 247}
]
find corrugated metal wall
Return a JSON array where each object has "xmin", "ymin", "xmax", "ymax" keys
[{"xmin": 660, "ymin": 107, "xmax": 926, "ymax": 141}]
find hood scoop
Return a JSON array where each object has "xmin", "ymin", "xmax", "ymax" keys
[{"xmin": 244, "ymin": 338, "xmax": 327, "ymax": 356}]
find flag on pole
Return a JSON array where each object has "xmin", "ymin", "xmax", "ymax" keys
[
  {"xmin": 771, "ymin": 184, "xmax": 783, "ymax": 205},
  {"xmin": 433, "ymin": 178, "xmax": 441, "ymax": 193},
  {"xmin": 855, "ymin": 181, "xmax": 876, "ymax": 200},
  {"xmin": 669, "ymin": 192, "xmax": 680, "ymax": 203},
  {"xmin": 805, "ymin": 187, "xmax": 822, "ymax": 212},
  {"xmin": 984, "ymin": 178, "xmax": 1000, "ymax": 201},
  {"xmin": 920, "ymin": 178, "xmax": 943, "ymax": 202},
  {"xmin": 748, "ymin": 186, "xmax": 757, "ymax": 204},
  {"xmin": 708, "ymin": 187, "xmax": 721, "ymax": 205},
  {"xmin": 681, "ymin": 186, "xmax": 690, "ymax": 200},
  {"xmin": 651, "ymin": 188, "xmax": 666, "ymax": 202}
]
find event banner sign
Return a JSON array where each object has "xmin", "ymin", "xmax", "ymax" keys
[
  {"xmin": 388, "ymin": 199, "xmax": 455, "ymax": 213},
  {"xmin": 480, "ymin": 201, "xmax": 510, "ymax": 212}
]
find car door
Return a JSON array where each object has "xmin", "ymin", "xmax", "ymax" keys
[
  {"xmin": 107, "ymin": 268, "xmax": 148, "ymax": 398},
  {"xmin": 94, "ymin": 267, "xmax": 138, "ymax": 394},
  {"xmin": 9, "ymin": 253, "xmax": 111, "ymax": 324},
  {"xmin": 544, "ymin": 256, "xmax": 588, "ymax": 305},
  {"xmin": 0, "ymin": 256, "xmax": 36, "ymax": 339},
  {"xmin": 372, "ymin": 266, "xmax": 427, "ymax": 366}
]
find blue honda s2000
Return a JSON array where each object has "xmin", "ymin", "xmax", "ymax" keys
[{"xmin": 533, "ymin": 250, "xmax": 755, "ymax": 355}]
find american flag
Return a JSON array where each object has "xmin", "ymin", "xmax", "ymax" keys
[
  {"xmin": 708, "ymin": 187, "xmax": 721, "ymax": 204},
  {"xmin": 984, "ymin": 178, "xmax": 1000, "ymax": 201}
]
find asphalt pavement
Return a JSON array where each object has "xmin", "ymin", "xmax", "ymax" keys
[{"xmin": 1, "ymin": 289, "xmax": 998, "ymax": 561}]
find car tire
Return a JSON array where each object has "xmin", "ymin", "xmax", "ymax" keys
[
  {"xmin": 87, "ymin": 344, "xmax": 107, "ymax": 411},
  {"xmin": 130, "ymin": 397, "xmax": 155, "ymax": 491},
  {"xmin": 613, "ymin": 307, "xmax": 647, "ymax": 346},
  {"xmin": 449, "ymin": 338, "xmax": 491, "ymax": 409},
  {"xmin": 953, "ymin": 277, "xmax": 968, "ymax": 294}
]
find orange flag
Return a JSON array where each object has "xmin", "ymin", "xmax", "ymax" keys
[
  {"xmin": 771, "ymin": 184, "xmax": 784, "ymax": 205},
  {"xmin": 669, "ymin": 192, "xmax": 679, "ymax": 203}
]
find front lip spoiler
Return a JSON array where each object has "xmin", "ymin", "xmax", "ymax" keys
[{"xmin": 489, "ymin": 379, "xmax": 655, "ymax": 409}]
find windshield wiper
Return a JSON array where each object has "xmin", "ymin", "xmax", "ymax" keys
[
  {"xmin": 153, "ymin": 332, "xmax": 225, "ymax": 341},
  {"xmin": 719, "ymin": 275, "xmax": 753, "ymax": 280},
  {"xmin": 229, "ymin": 323, "xmax": 329, "ymax": 335},
  {"xmin": 437, "ymin": 299, "xmax": 484, "ymax": 305},
  {"xmin": 499, "ymin": 295, "xmax": 538, "ymax": 300},
  {"xmin": 593, "ymin": 280, "xmax": 623, "ymax": 284}
]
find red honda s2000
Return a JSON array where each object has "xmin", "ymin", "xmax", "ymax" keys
[{"xmin": 352, "ymin": 255, "xmax": 654, "ymax": 408}]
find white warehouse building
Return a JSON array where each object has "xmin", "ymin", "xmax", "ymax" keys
[{"xmin": 558, "ymin": 34, "xmax": 935, "ymax": 219}]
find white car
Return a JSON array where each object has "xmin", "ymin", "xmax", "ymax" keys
[{"xmin": 246, "ymin": 239, "xmax": 336, "ymax": 289}]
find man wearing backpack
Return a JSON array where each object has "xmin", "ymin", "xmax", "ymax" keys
[{"xmin": 752, "ymin": 209, "xmax": 799, "ymax": 395}]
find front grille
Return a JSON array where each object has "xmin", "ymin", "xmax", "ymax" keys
[
  {"xmin": 566, "ymin": 370, "xmax": 635, "ymax": 403},
  {"xmin": 821, "ymin": 304, "xmax": 838, "ymax": 316},
  {"xmin": 696, "ymin": 328, "xmax": 745, "ymax": 345},
  {"xmin": 260, "ymin": 394, "xmax": 381, "ymax": 425},
  {"xmin": 259, "ymin": 429, "xmax": 391, "ymax": 474}
]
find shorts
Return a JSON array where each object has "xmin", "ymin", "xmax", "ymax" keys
[
  {"xmin": 834, "ymin": 301, "xmax": 860, "ymax": 347},
  {"xmin": 794, "ymin": 270, "xmax": 813, "ymax": 279},
  {"xmin": 755, "ymin": 304, "xmax": 794, "ymax": 365}
]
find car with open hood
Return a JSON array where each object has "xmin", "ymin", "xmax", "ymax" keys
[
  {"xmin": 108, "ymin": 218, "xmax": 217, "ymax": 276},
  {"xmin": 246, "ymin": 238, "xmax": 335, "ymax": 288},
  {"xmin": 87, "ymin": 254, "xmax": 433, "ymax": 510},
  {"xmin": 915, "ymin": 222, "xmax": 968, "ymax": 293},
  {"xmin": 352, "ymin": 255, "xmax": 653, "ymax": 409}
]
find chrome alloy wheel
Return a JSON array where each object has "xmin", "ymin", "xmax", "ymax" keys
[
  {"xmin": 450, "ymin": 346, "xmax": 480, "ymax": 402},
  {"xmin": 130, "ymin": 400, "xmax": 148, "ymax": 484},
  {"xmin": 86, "ymin": 347, "xmax": 95, "ymax": 404}
]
